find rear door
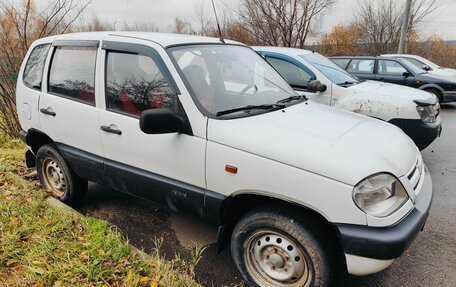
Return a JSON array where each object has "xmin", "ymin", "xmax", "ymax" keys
[
  {"xmin": 98, "ymin": 38, "xmax": 206, "ymax": 216},
  {"xmin": 346, "ymin": 58, "xmax": 377, "ymax": 81},
  {"xmin": 38, "ymin": 40, "xmax": 105, "ymax": 182}
]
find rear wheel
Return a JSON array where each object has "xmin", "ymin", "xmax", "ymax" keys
[
  {"xmin": 231, "ymin": 207, "xmax": 332, "ymax": 287},
  {"xmin": 36, "ymin": 144, "xmax": 87, "ymax": 206}
]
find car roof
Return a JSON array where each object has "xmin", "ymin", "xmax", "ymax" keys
[
  {"xmin": 251, "ymin": 46, "xmax": 315, "ymax": 56},
  {"xmin": 33, "ymin": 31, "xmax": 242, "ymax": 48}
]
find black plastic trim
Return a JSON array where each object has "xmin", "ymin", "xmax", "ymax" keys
[
  {"xmin": 335, "ymin": 206, "xmax": 430, "ymax": 260},
  {"xmin": 52, "ymin": 40, "xmax": 100, "ymax": 47},
  {"xmin": 19, "ymin": 130, "xmax": 27, "ymax": 144},
  {"xmin": 389, "ymin": 117, "xmax": 442, "ymax": 150}
]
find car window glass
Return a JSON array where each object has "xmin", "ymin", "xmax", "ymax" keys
[
  {"xmin": 48, "ymin": 46, "xmax": 97, "ymax": 105},
  {"xmin": 346, "ymin": 59, "xmax": 375, "ymax": 74},
  {"xmin": 23, "ymin": 44, "xmax": 51, "ymax": 90},
  {"xmin": 403, "ymin": 58, "xmax": 426, "ymax": 70},
  {"xmin": 331, "ymin": 59, "xmax": 350, "ymax": 69},
  {"xmin": 378, "ymin": 60, "xmax": 407, "ymax": 76},
  {"xmin": 106, "ymin": 51, "xmax": 177, "ymax": 117},
  {"xmin": 266, "ymin": 57, "xmax": 314, "ymax": 89}
]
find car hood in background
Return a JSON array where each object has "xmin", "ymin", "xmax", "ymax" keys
[
  {"xmin": 350, "ymin": 81, "xmax": 436, "ymax": 104},
  {"xmin": 208, "ymin": 102, "xmax": 418, "ymax": 186}
]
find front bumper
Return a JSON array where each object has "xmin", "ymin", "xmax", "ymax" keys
[
  {"xmin": 334, "ymin": 166, "xmax": 433, "ymax": 275},
  {"xmin": 442, "ymin": 91, "xmax": 456, "ymax": 103},
  {"xmin": 389, "ymin": 117, "xmax": 442, "ymax": 150}
]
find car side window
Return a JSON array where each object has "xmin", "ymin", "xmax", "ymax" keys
[
  {"xmin": 378, "ymin": 60, "xmax": 408, "ymax": 76},
  {"xmin": 48, "ymin": 46, "xmax": 97, "ymax": 105},
  {"xmin": 266, "ymin": 57, "xmax": 314, "ymax": 89},
  {"xmin": 331, "ymin": 59, "xmax": 350, "ymax": 69},
  {"xmin": 346, "ymin": 59, "xmax": 375, "ymax": 74},
  {"xmin": 23, "ymin": 44, "xmax": 51, "ymax": 90},
  {"xmin": 105, "ymin": 51, "xmax": 177, "ymax": 117},
  {"xmin": 403, "ymin": 58, "xmax": 425, "ymax": 70}
]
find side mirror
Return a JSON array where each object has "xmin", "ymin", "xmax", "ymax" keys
[
  {"xmin": 402, "ymin": 71, "xmax": 411, "ymax": 77},
  {"xmin": 140, "ymin": 109, "xmax": 182, "ymax": 134},
  {"xmin": 307, "ymin": 80, "xmax": 327, "ymax": 93},
  {"xmin": 422, "ymin": 64, "xmax": 431, "ymax": 71}
]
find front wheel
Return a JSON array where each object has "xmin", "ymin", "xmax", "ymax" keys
[{"xmin": 231, "ymin": 207, "xmax": 332, "ymax": 287}]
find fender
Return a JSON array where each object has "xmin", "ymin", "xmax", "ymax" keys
[{"xmin": 418, "ymin": 83, "xmax": 444, "ymax": 92}]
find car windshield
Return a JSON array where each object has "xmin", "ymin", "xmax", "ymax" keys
[
  {"xmin": 169, "ymin": 45, "xmax": 297, "ymax": 117},
  {"xmin": 300, "ymin": 53, "xmax": 359, "ymax": 85}
]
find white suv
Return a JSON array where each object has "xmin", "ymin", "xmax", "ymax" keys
[{"xmin": 17, "ymin": 32, "xmax": 433, "ymax": 287}]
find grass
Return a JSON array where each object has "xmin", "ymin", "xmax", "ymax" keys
[{"xmin": 0, "ymin": 135, "xmax": 202, "ymax": 287}]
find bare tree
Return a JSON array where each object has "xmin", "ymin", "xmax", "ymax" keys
[
  {"xmin": 171, "ymin": 17, "xmax": 195, "ymax": 35},
  {"xmin": 0, "ymin": 0, "xmax": 90, "ymax": 138},
  {"xmin": 237, "ymin": 0, "xmax": 335, "ymax": 48},
  {"xmin": 353, "ymin": 0, "xmax": 437, "ymax": 55},
  {"xmin": 194, "ymin": 2, "xmax": 213, "ymax": 36}
]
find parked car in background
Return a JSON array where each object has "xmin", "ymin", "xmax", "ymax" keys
[
  {"xmin": 381, "ymin": 54, "xmax": 456, "ymax": 78},
  {"xmin": 331, "ymin": 55, "xmax": 456, "ymax": 104},
  {"xmin": 17, "ymin": 32, "xmax": 433, "ymax": 287},
  {"xmin": 254, "ymin": 47, "xmax": 442, "ymax": 150}
]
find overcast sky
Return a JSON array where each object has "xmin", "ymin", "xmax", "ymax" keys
[{"xmin": 36, "ymin": 0, "xmax": 456, "ymax": 41}]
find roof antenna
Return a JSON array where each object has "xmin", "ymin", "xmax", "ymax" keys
[{"xmin": 211, "ymin": 0, "xmax": 225, "ymax": 43}]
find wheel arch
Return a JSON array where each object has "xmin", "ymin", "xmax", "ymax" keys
[
  {"xmin": 26, "ymin": 128, "xmax": 54, "ymax": 154},
  {"xmin": 216, "ymin": 193, "xmax": 344, "ymax": 258}
]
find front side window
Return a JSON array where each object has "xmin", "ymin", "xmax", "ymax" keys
[
  {"xmin": 302, "ymin": 54, "xmax": 359, "ymax": 85},
  {"xmin": 48, "ymin": 46, "xmax": 97, "ymax": 105},
  {"xmin": 403, "ymin": 58, "xmax": 427, "ymax": 70},
  {"xmin": 266, "ymin": 57, "xmax": 314, "ymax": 89},
  {"xmin": 170, "ymin": 45, "xmax": 296, "ymax": 117},
  {"xmin": 378, "ymin": 60, "xmax": 408, "ymax": 76},
  {"xmin": 106, "ymin": 51, "xmax": 177, "ymax": 117},
  {"xmin": 331, "ymin": 58, "xmax": 350, "ymax": 70},
  {"xmin": 347, "ymin": 59, "xmax": 375, "ymax": 74},
  {"xmin": 23, "ymin": 44, "xmax": 51, "ymax": 90}
]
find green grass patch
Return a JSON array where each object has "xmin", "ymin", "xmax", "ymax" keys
[{"xmin": 0, "ymin": 138, "xmax": 202, "ymax": 287}]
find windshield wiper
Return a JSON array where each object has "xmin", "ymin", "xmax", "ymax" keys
[
  {"xmin": 216, "ymin": 104, "xmax": 285, "ymax": 117},
  {"xmin": 276, "ymin": 95, "xmax": 307, "ymax": 104}
]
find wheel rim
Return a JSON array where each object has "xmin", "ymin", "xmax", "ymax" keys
[
  {"xmin": 42, "ymin": 158, "xmax": 66, "ymax": 197},
  {"xmin": 244, "ymin": 230, "xmax": 312, "ymax": 287}
]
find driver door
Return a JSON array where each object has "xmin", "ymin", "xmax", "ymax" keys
[{"xmin": 98, "ymin": 38, "xmax": 206, "ymax": 216}]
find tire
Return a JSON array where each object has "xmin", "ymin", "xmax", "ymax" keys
[
  {"xmin": 425, "ymin": 88, "xmax": 443, "ymax": 103},
  {"xmin": 36, "ymin": 144, "xmax": 87, "ymax": 206},
  {"xmin": 231, "ymin": 207, "xmax": 332, "ymax": 287}
]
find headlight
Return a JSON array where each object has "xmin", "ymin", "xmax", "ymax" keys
[
  {"xmin": 416, "ymin": 104, "xmax": 439, "ymax": 123},
  {"xmin": 353, "ymin": 173, "xmax": 409, "ymax": 217}
]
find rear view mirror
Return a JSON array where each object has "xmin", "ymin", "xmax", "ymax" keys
[
  {"xmin": 422, "ymin": 65, "xmax": 431, "ymax": 71},
  {"xmin": 402, "ymin": 71, "xmax": 411, "ymax": 77},
  {"xmin": 140, "ymin": 109, "xmax": 182, "ymax": 134},
  {"xmin": 308, "ymin": 80, "xmax": 327, "ymax": 93}
]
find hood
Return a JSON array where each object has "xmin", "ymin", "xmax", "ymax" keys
[
  {"xmin": 421, "ymin": 71, "xmax": 456, "ymax": 82},
  {"xmin": 208, "ymin": 102, "xmax": 418, "ymax": 185},
  {"xmin": 352, "ymin": 80, "xmax": 436, "ymax": 104}
]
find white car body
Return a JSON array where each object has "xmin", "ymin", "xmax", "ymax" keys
[
  {"xmin": 254, "ymin": 47, "xmax": 442, "ymax": 150},
  {"xmin": 16, "ymin": 32, "xmax": 432, "ymax": 283}
]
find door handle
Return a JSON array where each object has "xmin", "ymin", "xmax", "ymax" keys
[
  {"xmin": 100, "ymin": 125, "xmax": 122, "ymax": 135},
  {"xmin": 40, "ymin": 107, "xmax": 56, "ymax": 116}
]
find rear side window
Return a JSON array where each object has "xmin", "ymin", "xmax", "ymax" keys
[
  {"xmin": 105, "ymin": 51, "xmax": 177, "ymax": 117},
  {"xmin": 378, "ymin": 60, "xmax": 408, "ymax": 76},
  {"xmin": 347, "ymin": 59, "xmax": 375, "ymax": 74},
  {"xmin": 48, "ymin": 46, "xmax": 97, "ymax": 105},
  {"xmin": 266, "ymin": 57, "xmax": 314, "ymax": 89},
  {"xmin": 23, "ymin": 44, "xmax": 51, "ymax": 90}
]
